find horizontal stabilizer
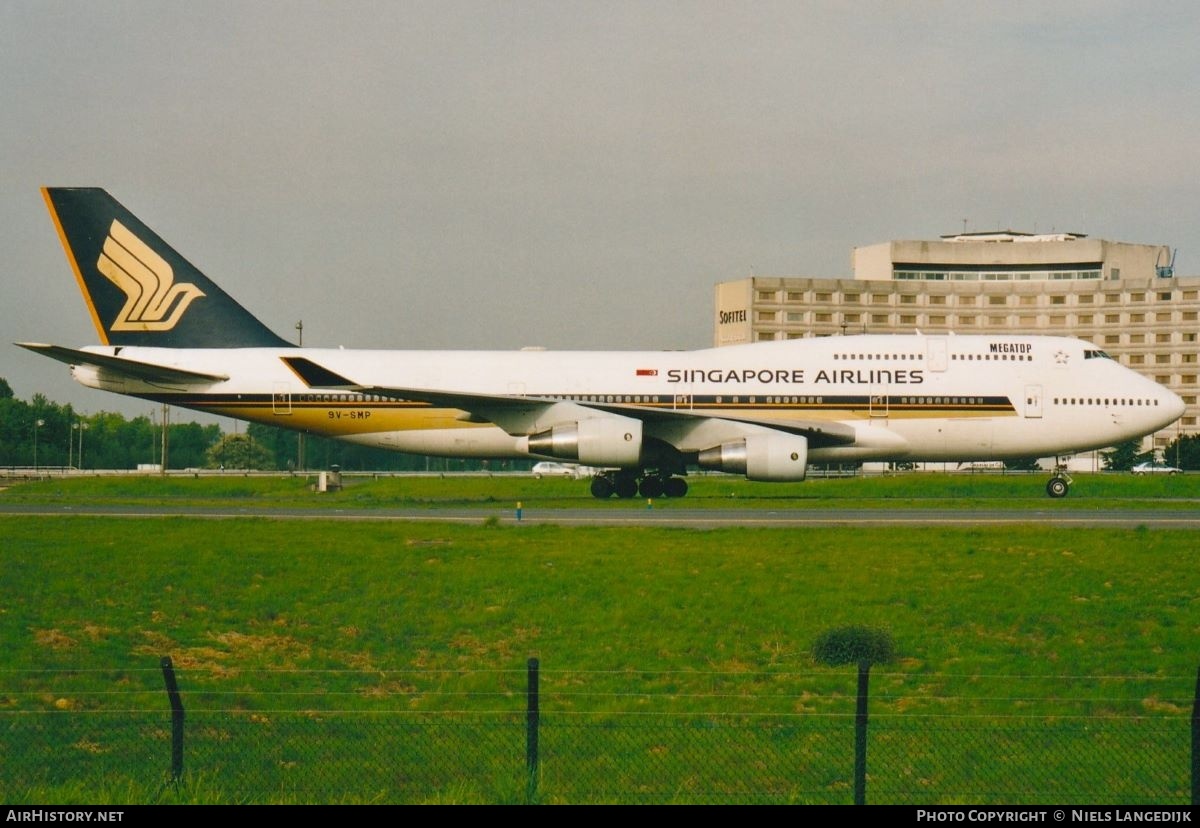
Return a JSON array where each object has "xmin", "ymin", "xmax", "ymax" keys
[{"xmin": 16, "ymin": 342, "xmax": 228, "ymax": 384}]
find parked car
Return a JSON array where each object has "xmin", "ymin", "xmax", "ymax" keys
[
  {"xmin": 1131, "ymin": 462, "xmax": 1182, "ymax": 475},
  {"xmin": 531, "ymin": 462, "xmax": 597, "ymax": 480}
]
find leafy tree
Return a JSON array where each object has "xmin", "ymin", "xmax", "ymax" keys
[
  {"xmin": 167, "ymin": 422, "xmax": 223, "ymax": 469},
  {"xmin": 247, "ymin": 422, "xmax": 302, "ymax": 471},
  {"xmin": 81, "ymin": 411, "xmax": 153, "ymax": 469},
  {"xmin": 1160, "ymin": 433, "xmax": 1200, "ymax": 470},
  {"xmin": 1101, "ymin": 439, "xmax": 1152, "ymax": 472},
  {"xmin": 205, "ymin": 433, "xmax": 275, "ymax": 470},
  {"xmin": 0, "ymin": 396, "xmax": 30, "ymax": 463},
  {"xmin": 0, "ymin": 388, "xmax": 76, "ymax": 466},
  {"xmin": 0, "ymin": 384, "xmax": 222, "ymax": 469}
]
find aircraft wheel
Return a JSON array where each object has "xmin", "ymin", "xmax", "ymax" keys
[
  {"xmin": 1045, "ymin": 477, "xmax": 1069, "ymax": 499},
  {"xmin": 638, "ymin": 476, "xmax": 664, "ymax": 498},
  {"xmin": 590, "ymin": 476, "xmax": 614, "ymax": 499},
  {"xmin": 663, "ymin": 477, "xmax": 689, "ymax": 498},
  {"xmin": 613, "ymin": 474, "xmax": 639, "ymax": 499}
]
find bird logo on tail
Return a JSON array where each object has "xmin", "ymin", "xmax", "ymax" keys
[{"xmin": 96, "ymin": 219, "xmax": 205, "ymax": 331}]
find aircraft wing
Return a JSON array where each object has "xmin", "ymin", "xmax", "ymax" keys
[
  {"xmin": 17, "ymin": 342, "xmax": 229, "ymax": 384},
  {"xmin": 281, "ymin": 356, "xmax": 857, "ymax": 448},
  {"xmin": 583, "ymin": 399, "xmax": 858, "ymax": 447}
]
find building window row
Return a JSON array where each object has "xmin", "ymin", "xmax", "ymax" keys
[
  {"xmin": 893, "ymin": 269, "xmax": 1101, "ymax": 282},
  {"xmin": 778, "ymin": 313, "xmax": 1123, "ymax": 328},
  {"xmin": 760, "ymin": 289, "xmax": 1200, "ymax": 308}
]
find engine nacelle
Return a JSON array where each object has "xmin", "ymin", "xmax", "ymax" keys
[
  {"xmin": 527, "ymin": 416, "xmax": 643, "ymax": 467},
  {"xmin": 697, "ymin": 432, "xmax": 808, "ymax": 482}
]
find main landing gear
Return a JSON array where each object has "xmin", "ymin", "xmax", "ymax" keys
[
  {"xmin": 590, "ymin": 471, "xmax": 689, "ymax": 499},
  {"xmin": 1045, "ymin": 461, "xmax": 1073, "ymax": 498}
]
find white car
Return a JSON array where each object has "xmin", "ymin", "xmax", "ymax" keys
[
  {"xmin": 531, "ymin": 462, "xmax": 596, "ymax": 480},
  {"xmin": 1131, "ymin": 462, "xmax": 1182, "ymax": 475}
]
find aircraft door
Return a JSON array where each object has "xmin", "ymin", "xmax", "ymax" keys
[
  {"xmin": 1024, "ymin": 384, "xmax": 1043, "ymax": 419},
  {"xmin": 926, "ymin": 337, "xmax": 949, "ymax": 372},
  {"xmin": 272, "ymin": 383, "xmax": 292, "ymax": 415},
  {"xmin": 673, "ymin": 393, "xmax": 693, "ymax": 411},
  {"xmin": 868, "ymin": 389, "xmax": 889, "ymax": 421}
]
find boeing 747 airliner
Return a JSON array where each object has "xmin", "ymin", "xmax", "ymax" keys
[{"xmin": 20, "ymin": 188, "xmax": 1185, "ymax": 498}]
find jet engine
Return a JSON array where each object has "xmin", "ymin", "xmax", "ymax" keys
[
  {"xmin": 526, "ymin": 416, "xmax": 643, "ymax": 467},
  {"xmin": 697, "ymin": 432, "xmax": 808, "ymax": 481}
]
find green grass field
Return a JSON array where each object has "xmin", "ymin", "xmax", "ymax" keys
[
  {"xmin": 1, "ymin": 476, "xmax": 1196, "ymax": 803},
  {"xmin": 5, "ymin": 470, "xmax": 1200, "ymax": 510}
]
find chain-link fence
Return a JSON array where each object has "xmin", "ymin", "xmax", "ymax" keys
[{"xmin": 2, "ymin": 662, "xmax": 1194, "ymax": 804}]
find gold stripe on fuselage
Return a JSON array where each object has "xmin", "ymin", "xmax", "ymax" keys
[
  {"xmin": 199, "ymin": 403, "xmax": 474, "ymax": 437},
  {"xmin": 179, "ymin": 398, "xmax": 1016, "ymax": 439}
]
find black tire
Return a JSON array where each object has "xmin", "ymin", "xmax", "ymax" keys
[
  {"xmin": 663, "ymin": 477, "xmax": 689, "ymax": 498},
  {"xmin": 614, "ymin": 475, "xmax": 638, "ymax": 499},
  {"xmin": 590, "ymin": 476, "xmax": 614, "ymax": 499},
  {"xmin": 1046, "ymin": 477, "xmax": 1068, "ymax": 498},
  {"xmin": 638, "ymin": 476, "xmax": 664, "ymax": 498}
]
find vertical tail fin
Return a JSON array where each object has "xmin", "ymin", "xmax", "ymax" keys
[{"xmin": 43, "ymin": 187, "xmax": 290, "ymax": 348}]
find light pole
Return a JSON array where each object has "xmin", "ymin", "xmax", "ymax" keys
[
  {"xmin": 71, "ymin": 421, "xmax": 82, "ymax": 470},
  {"xmin": 33, "ymin": 419, "xmax": 44, "ymax": 472},
  {"xmin": 296, "ymin": 320, "xmax": 305, "ymax": 471},
  {"xmin": 161, "ymin": 403, "xmax": 169, "ymax": 474},
  {"xmin": 78, "ymin": 422, "xmax": 88, "ymax": 470}
]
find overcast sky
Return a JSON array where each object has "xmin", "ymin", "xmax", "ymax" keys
[{"xmin": 3, "ymin": 1, "xmax": 1199, "ymax": 419}]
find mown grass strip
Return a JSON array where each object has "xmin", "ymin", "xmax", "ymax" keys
[{"xmin": 5, "ymin": 472, "xmax": 1200, "ymax": 510}]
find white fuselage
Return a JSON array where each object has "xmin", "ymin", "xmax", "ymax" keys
[{"xmin": 72, "ymin": 333, "xmax": 1184, "ymax": 465}]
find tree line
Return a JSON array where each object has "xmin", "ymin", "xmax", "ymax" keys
[
  {"xmin": 0, "ymin": 378, "xmax": 220, "ymax": 470},
  {"xmin": 2, "ymin": 377, "xmax": 1196, "ymax": 472}
]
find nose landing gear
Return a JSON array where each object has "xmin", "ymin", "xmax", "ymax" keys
[{"xmin": 1046, "ymin": 461, "xmax": 1072, "ymax": 498}]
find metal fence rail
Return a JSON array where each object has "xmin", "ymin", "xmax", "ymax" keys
[
  {"xmin": 2, "ymin": 712, "xmax": 1191, "ymax": 804},
  {"xmin": 1, "ymin": 662, "xmax": 1195, "ymax": 805}
]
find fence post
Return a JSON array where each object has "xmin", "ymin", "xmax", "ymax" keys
[
  {"xmin": 813, "ymin": 627, "xmax": 893, "ymax": 806},
  {"xmin": 526, "ymin": 657, "xmax": 540, "ymax": 803},
  {"xmin": 160, "ymin": 656, "xmax": 184, "ymax": 782},
  {"xmin": 855, "ymin": 663, "xmax": 869, "ymax": 806},
  {"xmin": 1192, "ymin": 663, "xmax": 1198, "ymax": 806}
]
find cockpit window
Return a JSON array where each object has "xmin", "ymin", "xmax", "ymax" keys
[{"xmin": 1083, "ymin": 349, "xmax": 1112, "ymax": 360}]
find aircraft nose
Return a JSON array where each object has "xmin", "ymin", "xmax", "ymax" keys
[{"xmin": 1164, "ymin": 388, "xmax": 1186, "ymax": 423}]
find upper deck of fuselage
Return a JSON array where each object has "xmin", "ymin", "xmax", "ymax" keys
[{"xmin": 74, "ymin": 333, "xmax": 1158, "ymax": 400}]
